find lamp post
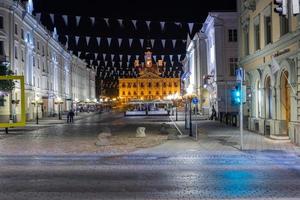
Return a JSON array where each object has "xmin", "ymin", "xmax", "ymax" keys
[
  {"xmin": 55, "ymin": 97, "xmax": 63, "ymax": 120},
  {"xmin": 186, "ymin": 85, "xmax": 194, "ymax": 137},
  {"xmin": 31, "ymin": 97, "xmax": 43, "ymax": 124}
]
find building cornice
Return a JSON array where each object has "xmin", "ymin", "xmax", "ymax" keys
[{"xmin": 240, "ymin": 29, "xmax": 300, "ymax": 65}]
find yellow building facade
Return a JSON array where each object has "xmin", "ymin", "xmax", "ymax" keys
[
  {"xmin": 119, "ymin": 51, "xmax": 180, "ymax": 102},
  {"xmin": 238, "ymin": 0, "xmax": 300, "ymax": 144}
]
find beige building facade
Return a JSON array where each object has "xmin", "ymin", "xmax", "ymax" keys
[{"xmin": 238, "ymin": 0, "xmax": 300, "ymax": 143}]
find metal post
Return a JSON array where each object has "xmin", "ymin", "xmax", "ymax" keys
[
  {"xmin": 185, "ymin": 102, "xmax": 187, "ymax": 129},
  {"xmin": 189, "ymin": 100, "xmax": 192, "ymax": 136},
  {"xmin": 58, "ymin": 104, "xmax": 61, "ymax": 120},
  {"xmin": 36, "ymin": 104, "xmax": 38, "ymax": 124},
  {"xmin": 175, "ymin": 105, "xmax": 178, "ymax": 121},
  {"xmin": 5, "ymin": 128, "xmax": 8, "ymax": 134},
  {"xmin": 240, "ymin": 80, "xmax": 244, "ymax": 150},
  {"xmin": 195, "ymin": 122, "xmax": 198, "ymax": 141}
]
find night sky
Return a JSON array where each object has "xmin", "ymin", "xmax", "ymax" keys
[{"xmin": 32, "ymin": 0, "xmax": 236, "ymax": 94}]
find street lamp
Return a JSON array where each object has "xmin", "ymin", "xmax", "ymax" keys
[
  {"xmin": 31, "ymin": 96, "xmax": 43, "ymax": 124},
  {"xmin": 54, "ymin": 97, "xmax": 64, "ymax": 120},
  {"xmin": 186, "ymin": 85, "xmax": 195, "ymax": 137}
]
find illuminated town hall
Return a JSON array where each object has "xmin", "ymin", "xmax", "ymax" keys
[{"xmin": 118, "ymin": 50, "xmax": 181, "ymax": 103}]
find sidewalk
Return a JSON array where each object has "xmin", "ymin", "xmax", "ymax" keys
[
  {"xmin": 167, "ymin": 112, "xmax": 300, "ymax": 155},
  {"xmin": 1, "ymin": 112, "xmax": 100, "ymax": 133}
]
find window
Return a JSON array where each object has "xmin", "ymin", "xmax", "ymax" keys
[
  {"xmin": 156, "ymin": 91, "xmax": 159, "ymax": 95},
  {"xmin": 168, "ymin": 82, "xmax": 172, "ymax": 87},
  {"xmin": 133, "ymin": 83, "xmax": 137, "ymax": 88},
  {"xmin": 229, "ymin": 58, "xmax": 238, "ymax": 76},
  {"xmin": 265, "ymin": 16, "xmax": 272, "ymax": 45},
  {"xmin": 33, "ymin": 76, "xmax": 35, "ymax": 86},
  {"xmin": 243, "ymin": 29, "xmax": 249, "ymax": 56},
  {"xmin": 21, "ymin": 50, "xmax": 24, "ymax": 62},
  {"xmin": 134, "ymin": 91, "xmax": 137, "ymax": 95},
  {"xmin": 156, "ymin": 82, "xmax": 159, "ymax": 87},
  {"xmin": 0, "ymin": 16, "xmax": 3, "ymax": 29},
  {"xmin": 228, "ymin": 29, "xmax": 237, "ymax": 42},
  {"xmin": 148, "ymin": 91, "xmax": 151, "ymax": 95},
  {"xmin": 128, "ymin": 91, "xmax": 131, "ymax": 95},
  {"xmin": 254, "ymin": 23, "xmax": 260, "ymax": 50},
  {"xmin": 280, "ymin": 16, "xmax": 289, "ymax": 36},
  {"xmin": 42, "ymin": 46, "xmax": 45, "ymax": 56},
  {"xmin": 33, "ymin": 56, "xmax": 35, "ymax": 67},
  {"xmin": 21, "ymin": 29, "xmax": 24, "ymax": 40},
  {"xmin": 14, "ymin": 24, "xmax": 18, "ymax": 35},
  {"xmin": 27, "ymin": 33, "xmax": 30, "ymax": 43},
  {"xmin": 37, "ymin": 41, "xmax": 40, "ymax": 50},
  {"xmin": 163, "ymin": 82, "xmax": 166, "ymax": 87},
  {"xmin": 0, "ymin": 41, "xmax": 4, "ymax": 55},
  {"xmin": 14, "ymin": 46, "xmax": 18, "ymax": 59},
  {"xmin": 37, "ymin": 58, "xmax": 40, "ymax": 68},
  {"xmin": 174, "ymin": 82, "xmax": 178, "ymax": 87},
  {"xmin": 141, "ymin": 91, "xmax": 144, "ymax": 95},
  {"xmin": 140, "ymin": 83, "xmax": 144, "ymax": 87},
  {"xmin": 148, "ymin": 82, "xmax": 152, "ymax": 87},
  {"xmin": 122, "ymin": 91, "xmax": 125, "ymax": 95},
  {"xmin": 265, "ymin": 76, "xmax": 272, "ymax": 119},
  {"xmin": 127, "ymin": 83, "xmax": 131, "ymax": 88}
]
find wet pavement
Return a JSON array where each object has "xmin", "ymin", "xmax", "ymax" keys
[
  {"xmin": 0, "ymin": 112, "xmax": 300, "ymax": 199},
  {"xmin": 1, "ymin": 151, "xmax": 300, "ymax": 200}
]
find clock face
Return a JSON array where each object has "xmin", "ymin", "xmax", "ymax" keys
[{"xmin": 146, "ymin": 60, "xmax": 152, "ymax": 67}]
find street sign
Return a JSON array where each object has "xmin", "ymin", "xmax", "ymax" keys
[
  {"xmin": 192, "ymin": 97, "xmax": 199, "ymax": 104},
  {"xmin": 235, "ymin": 67, "xmax": 244, "ymax": 81}
]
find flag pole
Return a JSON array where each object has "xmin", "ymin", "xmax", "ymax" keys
[{"xmin": 282, "ymin": 71, "xmax": 297, "ymax": 99}]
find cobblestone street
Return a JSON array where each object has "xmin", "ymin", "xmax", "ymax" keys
[{"xmin": 0, "ymin": 112, "xmax": 300, "ymax": 199}]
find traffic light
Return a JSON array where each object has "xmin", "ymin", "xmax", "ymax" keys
[
  {"xmin": 274, "ymin": 0, "xmax": 287, "ymax": 15},
  {"xmin": 231, "ymin": 84, "xmax": 241, "ymax": 105}
]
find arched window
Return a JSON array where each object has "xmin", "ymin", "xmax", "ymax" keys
[{"xmin": 265, "ymin": 76, "xmax": 272, "ymax": 119}]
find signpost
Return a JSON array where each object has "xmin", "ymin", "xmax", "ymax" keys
[
  {"xmin": 192, "ymin": 97, "xmax": 199, "ymax": 105},
  {"xmin": 236, "ymin": 67, "xmax": 244, "ymax": 150}
]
